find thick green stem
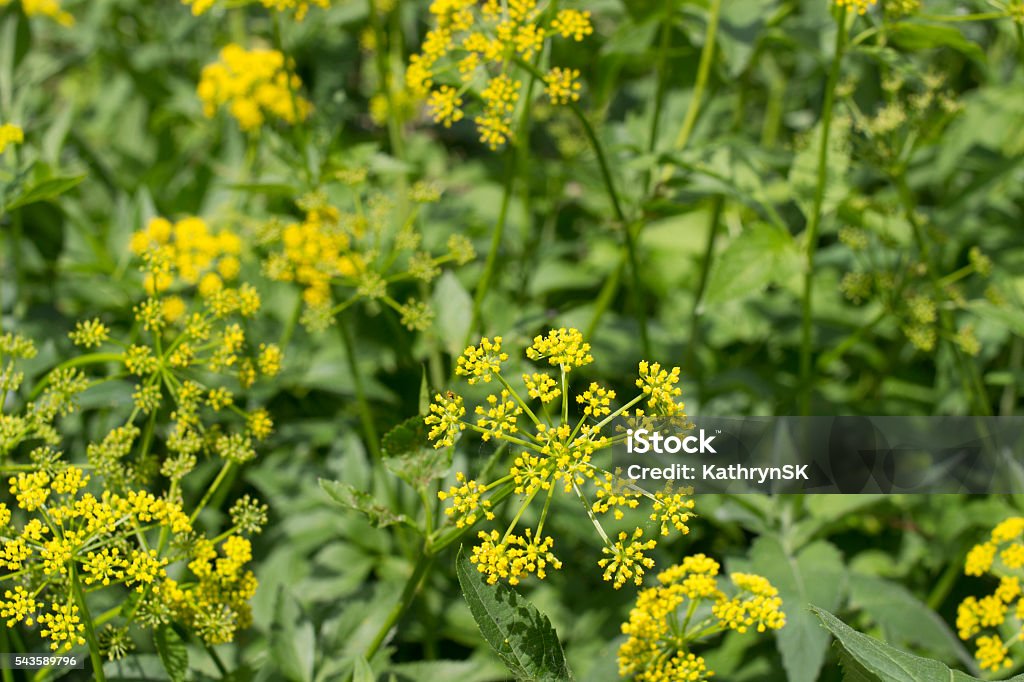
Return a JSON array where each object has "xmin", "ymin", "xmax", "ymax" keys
[
  {"xmin": 70, "ymin": 566, "xmax": 106, "ymax": 681},
  {"xmin": 671, "ymin": 0, "xmax": 721, "ymax": 154},
  {"xmin": 799, "ymin": 8, "xmax": 848, "ymax": 416}
]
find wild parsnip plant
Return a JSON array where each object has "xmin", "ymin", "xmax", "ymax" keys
[
  {"xmin": 617, "ymin": 554, "xmax": 785, "ymax": 681},
  {"xmin": 3, "ymin": 0, "xmax": 1024, "ymax": 679},
  {"xmin": 428, "ymin": 329, "xmax": 696, "ymax": 589},
  {"xmin": 958, "ymin": 518, "xmax": 1024, "ymax": 672},
  {"xmin": 0, "ymin": 334, "xmax": 267, "ymax": 678}
]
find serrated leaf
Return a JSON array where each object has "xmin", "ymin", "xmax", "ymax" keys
[
  {"xmin": 456, "ymin": 548, "xmax": 574, "ymax": 682},
  {"xmin": 812, "ymin": 606, "xmax": 1024, "ymax": 682},
  {"xmin": 153, "ymin": 626, "xmax": 188, "ymax": 682},
  {"xmin": 750, "ymin": 536, "xmax": 847, "ymax": 682},
  {"xmin": 5, "ymin": 172, "xmax": 86, "ymax": 210},
  {"xmin": 381, "ymin": 416, "xmax": 448, "ymax": 490},
  {"xmin": 702, "ymin": 222, "xmax": 800, "ymax": 305},
  {"xmin": 319, "ymin": 478, "xmax": 409, "ymax": 528},
  {"xmin": 381, "ymin": 415, "xmax": 430, "ymax": 458}
]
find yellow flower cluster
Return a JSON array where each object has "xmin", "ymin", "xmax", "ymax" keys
[
  {"xmin": 261, "ymin": 183, "xmax": 473, "ymax": 331},
  {"xmin": 1, "ymin": 334, "xmax": 87, "ymax": 458},
  {"xmin": 183, "ymin": 0, "xmax": 329, "ymax": 20},
  {"xmin": 636, "ymin": 361, "xmax": 684, "ymax": 416},
  {"xmin": 431, "ymin": 329, "xmax": 692, "ymax": 588},
  {"xmin": 957, "ymin": 517, "xmax": 1024, "ymax": 671},
  {"xmin": 599, "ymin": 528, "xmax": 656, "ymax": 589},
  {"xmin": 0, "ymin": 466, "xmax": 195, "ymax": 650},
  {"xmin": 526, "ymin": 327, "xmax": 593, "ymax": 370},
  {"xmin": 0, "ymin": 123, "xmax": 24, "ymax": 154},
  {"xmin": 470, "ymin": 528, "xmax": 562, "ymax": 585},
  {"xmin": 406, "ymin": 1, "xmax": 594, "ymax": 148},
  {"xmin": 162, "ymin": 535, "xmax": 258, "ymax": 644},
  {"xmin": 437, "ymin": 472, "xmax": 495, "ymax": 527},
  {"xmin": 618, "ymin": 555, "xmax": 785, "ymax": 681},
  {"xmin": 456, "ymin": 336, "xmax": 509, "ymax": 383},
  {"xmin": 130, "ymin": 216, "xmax": 243, "ymax": 296},
  {"xmin": 835, "ymin": 0, "xmax": 878, "ymax": 14},
  {"xmin": 197, "ymin": 44, "xmax": 311, "ymax": 131},
  {"xmin": 263, "ymin": 204, "xmax": 361, "ymax": 307},
  {"xmin": 0, "ymin": 0, "xmax": 73, "ymax": 26}
]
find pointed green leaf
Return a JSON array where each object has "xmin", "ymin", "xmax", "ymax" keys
[
  {"xmin": 812, "ymin": 606, "xmax": 1024, "ymax": 682},
  {"xmin": 456, "ymin": 548, "xmax": 574, "ymax": 682},
  {"xmin": 702, "ymin": 222, "xmax": 800, "ymax": 306},
  {"xmin": 153, "ymin": 626, "xmax": 187, "ymax": 682},
  {"xmin": 5, "ymin": 172, "xmax": 86, "ymax": 210},
  {"xmin": 750, "ymin": 536, "xmax": 847, "ymax": 682},
  {"xmin": 319, "ymin": 478, "xmax": 409, "ymax": 528}
]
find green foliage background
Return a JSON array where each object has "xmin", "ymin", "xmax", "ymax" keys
[{"xmin": 2, "ymin": 0, "xmax": 1024, "ymax": 679}]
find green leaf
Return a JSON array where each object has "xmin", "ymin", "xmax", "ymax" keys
[
  {"xmin": 5, "ymin": 172, "xmax": 87, "ymax": 210},
  {"xmin": 702, "ymin": 222, "xmax": 800, "ymax": 305},
  {"xmin": 848, "ymin": 573, "xmax": 977, "ymax": 672},
  {"xmin": 887, "ymin": 23, "xmax": 985, "ymax": 63},
  {"xmin": 153, "ymin": 627, "xmax": 188, "ymax": 682},
  {"xmin": 381, "ymin": 415, "xmax": 430, "ymax": 458},
  {"xmin": 319, "ymin": 478, "xmax": 409, "ymax": 528},
  {"xmin": 968, "ymin": 300, "xmax": 1024, "ymax": 336},
  {"xmin": 419, "ymin": 365, "xmax": 431, "ymax": 415},
  {"xmin": 812, "ymin": 606, "xmax": 1024, "ymax": 682},
  {"xmin": 270, "ymin": 588, "xmax": 316, "ymax": 682},
  {"xmin": 432, "ymin": 271, "xmax": 472, "ymax": 357},
  {"xmin": 456, "ymin": 548, "xmax": 574, "ymax": 682},
  {"xmin": 352, "ymin": 656, "xmax": 375, "ymax": 682},
  {"xmin": 381, "ymin": 416, "xmax": 448, "ymax": 490},
  {"xmin": 750, "ymin": 536, "xmax": 847, "ymax": 682},
  {"xmin": 789, "ymin": 118, "xmax": 850, "ymax": 219}
]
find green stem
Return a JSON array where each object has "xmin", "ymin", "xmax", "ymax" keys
[
  {"xmin": 1001, "ymin": 337, "xmax": 1023, "ymax": 416},
  {"xmin": 671, "ymin": 0, "xmax": 721, "ymax": 154},
  {"xmin": 568, "ymin": 102, "xmax": 648, "ymax": 355},
  {"xmin": 28, "ymin": 353, "xmax": 124, "ymax": 400},
  {"xmin": 369, "ymin": 0, "xmax": 405, "ymax": 163},
  {"xmin": 893, "ymin": 172, "xmax": 990, "ymax": 415},
  {"xmin": 278, "ymin": 294, "xmax": 303, "ymax": 349},
  {"xmin": 469, "ymin": 149, "xmax": 516, "ymax": 341},
  {"xmin": 337, "ymin": 315, "xmax": 381, "ymax": 457},
  {"xmin": 685, "ymin": 195, "xmax": 724, "ymax": 393},
  {"xmin": 584, "ymin": 259, "xmax": 623, "ymax": 341},
  {"xmin": 190, "ymin": 461, "xmax": 234, "ymax": 523},
  {"xmin": 644, "ymin": 4, "xmax": 675, "ymax": 196},
  {"xmin": 0, "ymin": 627, "xmax": 13, "ymax": 682},
  {"xmin": 361, "ymin": 549, "xmax": 434, "ymax": 664},
  {"xmin": 70, "ymin": 565, "xmax": 106, "ymax": 681},
  {"xmin": 799, "ymin": 8, "xmax": 848, "ymax": 416}
]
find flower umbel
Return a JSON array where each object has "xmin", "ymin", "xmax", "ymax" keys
[
  {"xmin": 430, "ymin": 328, "xmax": 694, "ymax": 588},
  {"xmin": 618, "ymin": 556, "xmax": 785, "ymax": 681}
]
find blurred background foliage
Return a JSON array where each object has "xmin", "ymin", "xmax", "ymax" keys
[{"xmin": 2, "ymin": 0, "xmax": 1024, "ymax": 679}]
